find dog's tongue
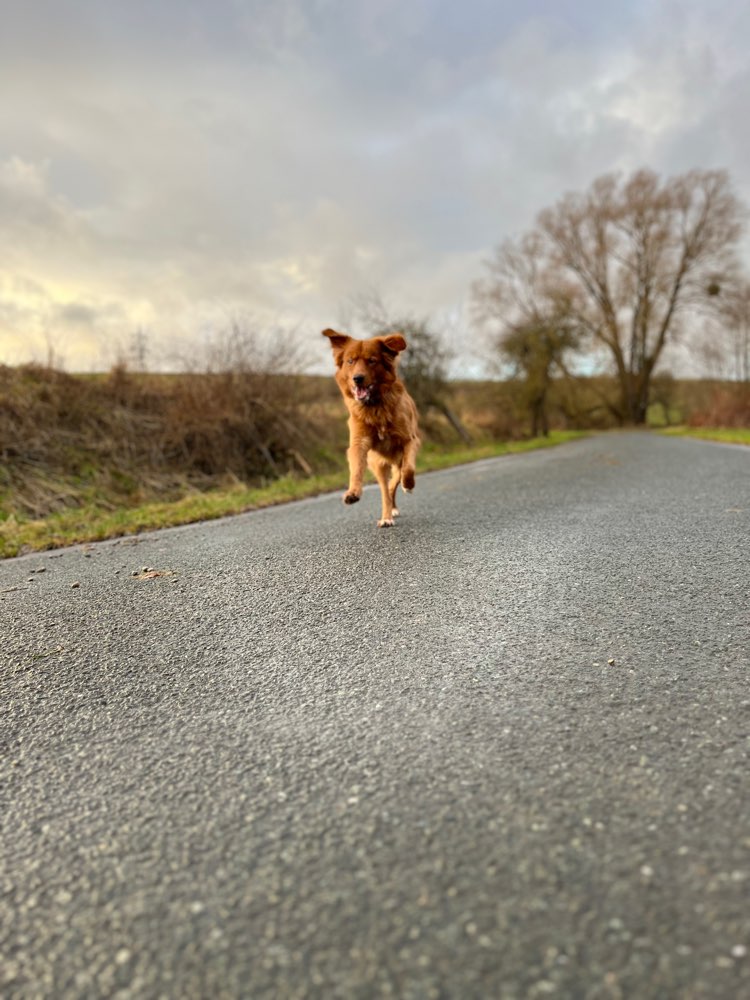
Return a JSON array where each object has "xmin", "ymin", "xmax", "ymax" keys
[{"xmin": 354, "ymin": 386, "xmax": 369, "ymax": 400}]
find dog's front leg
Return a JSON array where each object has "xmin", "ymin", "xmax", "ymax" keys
[
  {"xmin": 401, "ymin": 438, "xmax": 419, "ymax": 492},
  {"xmin": 344, "ymin": 431, "xmax": 371, "ymax": 505}
]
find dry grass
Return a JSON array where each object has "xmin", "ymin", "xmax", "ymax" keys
[{"xmin": 0, "ymin": 364, "xmax": 344, "ymax": 520}]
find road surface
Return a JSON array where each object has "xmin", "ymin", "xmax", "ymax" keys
[{"xmin": 1, "ymin": 432, "xmax": 748, "ymax": 999}]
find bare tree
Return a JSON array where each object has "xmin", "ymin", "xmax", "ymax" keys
[
  {"xmin": 539, "ymin": 168, "xmax": 745, "ymax": 423},
  {"xmin": 346, "ymin": 290, "xmax": 471, "ymax": 442},
  {"xmin": 477, "ymin": 168, "xmax": 746, "ymax": 424}
]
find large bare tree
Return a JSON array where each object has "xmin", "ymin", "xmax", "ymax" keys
[{"xmin": 477, "ymin": 168, "xmax": 746, "ymax": 424}]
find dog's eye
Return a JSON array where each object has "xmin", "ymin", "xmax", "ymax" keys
[
  {"xmin": 367, "ymin": 358, "xmax": 376, "ymax": 366},
  {"xmin": 347, "ymin": 358, "xmax": 354, "ymax": 365}
]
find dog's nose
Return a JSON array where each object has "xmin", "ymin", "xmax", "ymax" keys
[{"xmin": 353, "ymin": 374, "xmax": 365, "ymax": 386}]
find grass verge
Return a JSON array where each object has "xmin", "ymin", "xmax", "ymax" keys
[
  {"xmin": 658, "ymin": 427, "xmax": 750, "ymax": 446},
  {"xmin": 0, "ymin": 430, "xmax": 587, "ymax": 559}
]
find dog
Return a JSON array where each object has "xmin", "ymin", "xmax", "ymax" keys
[{"xmin": 322, "ymin": 328, "xmax": 420, "ymax": 527}]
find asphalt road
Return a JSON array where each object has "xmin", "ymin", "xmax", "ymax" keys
[{"xmin": 1, "ymin": 431, "xmax": 749, "ymax": 1000}]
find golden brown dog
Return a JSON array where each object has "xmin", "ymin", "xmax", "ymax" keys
[{"xmin": 322, "ymin": 328, "xmax": 420, "ymax": 527}]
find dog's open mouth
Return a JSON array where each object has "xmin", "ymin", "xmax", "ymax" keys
[{"xmin": 353, "ymin": 384, "xmax": 372, "ymax": 403}]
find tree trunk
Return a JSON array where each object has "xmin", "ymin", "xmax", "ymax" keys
[
  {"xmin": 531, "ymin": 402, "xmax": 539, "ymax": 437},
  {"xmin": 530, "ymin": 396, "xmax": 549, "ymax": 437},
  {"xmin": 430, "ymin": 401, "xmax": 472, "ymax": 444},
  {"xmin": 619, "ymin": 370, "xmax": 651, "ymax": 425}
]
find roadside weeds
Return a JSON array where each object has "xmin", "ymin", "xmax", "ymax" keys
[{"xmin": 0, "ymin": 432, "xmax": 587, "ymax": 558}]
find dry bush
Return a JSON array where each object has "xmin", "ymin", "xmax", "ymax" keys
[
  {"xmin": 687, "ymin": 383, "xmax": 750, "ymax": 427},
  {"xmin": 449, "ymin": 380, "xmax": 530, "ymax": 440},
  {"xmin": 160, "ymin": 323, "xmax": 338, "ymax": 479},
  {"xmin": 0, "ymin": 331, "xmax": 342, "ymax": 518}
]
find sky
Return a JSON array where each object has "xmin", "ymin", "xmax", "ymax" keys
[{"xmin": 1, "ymin": 0, "xmax": 749, "ymax": 374}]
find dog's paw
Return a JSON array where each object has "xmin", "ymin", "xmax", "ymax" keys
[
  {"xmin": 402, "ymin": 470, "xmax": 415, "ymax": 492},
  {"xmin": 391, "ymin": 507, "xmax": 400, "ymax": 518},
  {"xmin": 343, "ymin": 491, "xmax": 360, "ymax": 505},
  {"xmin": 377, "ymin": 518, "xmax": 395, "ymax": 528}
]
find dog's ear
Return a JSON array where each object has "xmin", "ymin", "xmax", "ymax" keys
[
  {"xmin": 379, "ymin": 333, "xmax": 407, "ymax": 357},
  {"xmin": 322, "ymin": 328, "xmax": 350, "ymax": 350},
  {"xmin": 322, "ymin": 328, "xmax": 351, "ymax": 366}
]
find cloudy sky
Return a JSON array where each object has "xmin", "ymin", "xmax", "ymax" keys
[{"xmin": 1, "ymin": 0, "xmax": 749, "ymax": 372}]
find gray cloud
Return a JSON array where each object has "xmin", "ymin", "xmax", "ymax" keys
[{"xmin": 0, "ymin": 0, "xmax": 748, "ymax": 373}]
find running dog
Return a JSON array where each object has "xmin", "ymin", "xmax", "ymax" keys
[{"xmin": 322, "ymin": 328, "xmax": 420, "ymax": 527}]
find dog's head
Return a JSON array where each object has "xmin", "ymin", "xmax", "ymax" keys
[{"xmin": 322, "ymin": 328, "xmax": 407, "ymax": 405}]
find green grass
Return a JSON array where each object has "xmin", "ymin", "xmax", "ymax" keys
[
  {"xmin": 658, "ymin": 426, "xmax": 750, "ymax": 446},
  {"xmin": 0, "ymin": 431, "xmax": 587, "ymax": 559},
  {"xmin": 416, "ymin": 430, "xmax": 587, "ymax": 469},
  {"xmin": 646, "ymin": 402, "xmax": 683, "ymax": 427}
]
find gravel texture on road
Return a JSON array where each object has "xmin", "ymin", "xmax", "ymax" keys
[{"xmin": 1, "ymin": 432, "xmax": 749, "ymax": 999}]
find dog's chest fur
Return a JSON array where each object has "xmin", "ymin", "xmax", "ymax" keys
[{"xmin": 353, "ymin": 398, "xmax": 398, "ymax": 445}]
